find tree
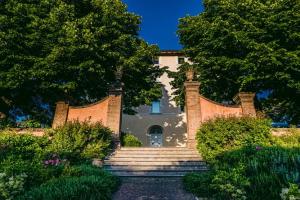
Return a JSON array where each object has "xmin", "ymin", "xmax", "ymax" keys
[
  {"xmin": 0, "ymin": 0, "xmax": 163, "ymax": 124},
  {"xmin": 171, "ymin": 0, "xmax": 300, "ymax": 123}
]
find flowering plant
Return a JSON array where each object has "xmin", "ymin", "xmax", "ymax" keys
[{"xmin": 44, "ymin": 154, "xmax": 66, "ymax": 166}]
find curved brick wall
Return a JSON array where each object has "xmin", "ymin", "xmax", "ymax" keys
[
  {"xmin": 199, "ymin": 95, "xmax": 243, "ymax": 122},
  {"xmin": 52, "ymin": 88, "xmax": 123, "ymax": 138},
  {"xmin": 67, "ymin": 97, "xmax": 109, "ymax": 125}
]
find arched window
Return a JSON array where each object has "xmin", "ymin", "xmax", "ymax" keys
[{"xmin": 149, "ymin": 125, "xmax": 163, "ymax": 135}]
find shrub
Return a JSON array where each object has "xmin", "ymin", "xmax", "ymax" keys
[
  {"xmin": 61, "ymin": 164, "xmax": 110, "ymax": 177},
  {"xmin": 0, "ymin": 131, "xmax": 49, "ymax": 161},
  {"xmin": 274, "ymin": 128, "xmax": 300, "ymax": 148},
  {"xmin": 280, "ymin": 183, "xmax": 300, "ymax": 200},
  {"xmin": 0, "ymin": 131, "xmax": 52, "ymax": 188},
  {"xmin": 0, "ymin": 172, "xmax": 27, "ymax": 200},
  {"xmin": 185, "ymin": 145, "xmax": 300, "ymax": 200},
  {"xmin": 121, "ymin": 132, "xmax": 142, "ymax": 147},
  {"xmin": 197, "ymin": 116, "xmax": 272, "ymax": 160},
  {"xmin": 0, "ymin": 118, "xmax": 14, "ymax": 130},
  {"xmin": 19, "ymin": 172, "xmax": 120, "ymax": 200},
  {"xmin": 46, "ymin": 121, "xmax": 113, "ymax": 163},
  {"xmin": 17, "ymin": 119, "xmax": 42, "ymax": 128},
  {"xmin": 183, "ymin": 172, "xmax": 213, "ymax": 197},
  {"xmin": 184, "ymin": 117, "xmax": 300, "ymax": 200},
  {"xmin": 210, "ymin": 166, "xmax": 249, "ymax": 200}
]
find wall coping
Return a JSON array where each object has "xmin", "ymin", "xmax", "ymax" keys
[
  {"xmin": 199, "ymin": 95, "xmax": 241, "ymax": 108},
  {"xmin": 69, "ymin": 97, "xmax": 109, "ymax": 109}
]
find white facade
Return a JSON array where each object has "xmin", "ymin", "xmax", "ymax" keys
[{"xmin": 121, "ymin": 51, "xmax": 188, "ymax": 147}]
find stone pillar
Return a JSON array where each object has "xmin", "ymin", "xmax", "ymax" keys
[
  {"xmin": 184, "ymin": 81, "xmax": 201, "ymax": 149},
  {"xmin": 106, "ymin": 87, "xmax": 123, "ymax": 145},
  {"xmin": 52, "ymin": 101, "xmax": 69, "ymax": 128},
  {"xmin": 234, "ymin": 92, "xmax": 256, "ymax": 117}
]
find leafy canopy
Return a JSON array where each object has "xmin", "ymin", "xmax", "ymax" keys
[
  {"xmin": 0, "ymin": 0, "xmax": 163, "ymax": 123},
  {"xmin": 172, "ymin": 0, "xmax": 300, "ymax": 123}
]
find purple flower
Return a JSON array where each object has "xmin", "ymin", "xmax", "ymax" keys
[{"xmin": 255, "ymin": 146, "xmax": 263, "ymax": 151}]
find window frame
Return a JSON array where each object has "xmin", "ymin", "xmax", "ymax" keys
[
  {"xmin": 151, "ymin": 101, "xmax": 161, "ymax": 114},
  {"xmin": 178, "ymin": 57, "xmax": 185, "ymax": 64}
]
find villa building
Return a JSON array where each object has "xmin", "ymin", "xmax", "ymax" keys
[{"xmin": 121, "ymin": 50, "xmax": 189, "ymax": 147}]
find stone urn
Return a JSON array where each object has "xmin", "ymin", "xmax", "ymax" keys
[{"xmin": 186, "ymin": 68, "xmax": 194, "ymax": 81}]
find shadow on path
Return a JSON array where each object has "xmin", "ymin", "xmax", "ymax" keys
[{"xmin": 113, "ymin": 177, "xmax": 196, "ymax": 200}]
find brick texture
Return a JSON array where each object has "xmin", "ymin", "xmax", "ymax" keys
[
  {"xmin": 184, "ymin": 81, "xmax": 201, "ymax": 149},
  {"xmin": 52, "ymin": 88, "xmax": 123, "ymax": 139},
  {"xmin": 234, "ymin": 92, "xmax": 257, "ymax": 117},
  {"xmin": 52, "ymin": 101, "xmax": 69, "ymax": 128},
  {"xmin": 184, "ymin": 81, "xmax": 256, "ymax": 149}
]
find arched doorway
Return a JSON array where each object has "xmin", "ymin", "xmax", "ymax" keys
[{"xmin": 148, "ymin": 125, "xmax": 163, "ymax": 147}]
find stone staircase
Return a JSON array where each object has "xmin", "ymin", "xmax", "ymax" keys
[{"xmin": 104, "ymin": 147, "xmax": 207, "ymax": 177}]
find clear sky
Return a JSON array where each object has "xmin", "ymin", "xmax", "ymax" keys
[{"xmin": 122, "ymin": 0, "xmax": 204, "ymax": 50}]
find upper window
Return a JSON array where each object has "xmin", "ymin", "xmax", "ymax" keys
[
  {"xmin": 151, "ymin": 101, "xmax": 160, "ymax": 114},
  {"xmin": 178, "ymin": 57, "xmax": 185, "ymax": 64}
]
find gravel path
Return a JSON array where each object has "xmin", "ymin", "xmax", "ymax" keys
[{"xmin": 112, "ymin": 177, "xmax": 197, "ymax": 200}]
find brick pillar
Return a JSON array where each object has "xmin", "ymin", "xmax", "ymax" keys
[
  {"xmin": 234, "ymin": 92, "xmax": 256, "ymax": 117},
  {"xmin": 52, "ymin": 101, "xmax": 69, "ymax": 128},
  {"xmin": 184, "ymin": 81, "xmax": 201, "ymax": 149},
  {"xmin": 106, "ymin": 87, "xmax": 123, "ymax": 145}
]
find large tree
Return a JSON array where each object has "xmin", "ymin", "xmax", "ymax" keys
[
  {"xmin": 0, "ymin": 0, "xmax": 163, "ymax": 123},
  {"xmin": 171, "ymin": 0, "xmax": 300, "ymax": 123}
]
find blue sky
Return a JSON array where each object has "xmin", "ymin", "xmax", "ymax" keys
[{"xmin": 122, "ymin": 0, "xmax": 204, "ymax": 50}]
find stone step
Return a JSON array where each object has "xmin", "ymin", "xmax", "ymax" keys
[
  {"xmin": 104, "ymin": 161, "xmax": 206, "ymax": 166},
  {"xmin": 104, "ymin": 148, "xmax": 206, "ymax": 177},
  {"xmin": 111, "ymin": 154, "xmax": 201, "ymax": 158},
  {"xmin": 104, "ymin": 165, "xmax": 208, "ymax": 171},
  {"xmin": 108, "ymin": 171, "xmax": 202, "ymax": 177},
  {"xmin": 107, "ymin": 157, "xmax": 203, "ymax": 162},
  {"xmin": 114, "ymin": 151, "xmax": 199, "ymax": 155},
  {"xmin": 119, "ymin": 147, "xmax": 194, "ymax": 151}
]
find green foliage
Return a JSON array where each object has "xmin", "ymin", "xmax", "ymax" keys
[
  {"xmin": 46, "ymin": 121, "xmax": 113, "ymax": 163},
  {"xmin": 0, "ymin": 131, "xmax": 56, "ymax": 188},
  {"xmin": 280, "ymin": 183, "xmax": 300, "ymax": 200},
  {"xmin": 210, "ymin": 166, "xmax": 249, "ymax": 200},
  {"xmin": 197, "ymin": 116, "xmax": 272, "ymax": 160},
  {"xmin": 274, "ymin": 129, "xmax": 300, "ymax": 148},
  {"xmin": 0, "ymin": 0, "xmax": 163, "ymax": 124},
  {"xmin": 185, "ymin": 117, "xmax": 300, "ymax": 199},
  {"xmin": 0, "ymin": 126, "xmax": 118, "ymax": 200},
  {"xmin": 17, "ymin": 119, "xmax": 42, "ymax": 128},
  {"xmin": 61, "ymin": 164, "xmax": 109, "ymax": 177},
  {"xmin": 183, "ymin": 172, "xmax": 213, "ymax": 197},
  {"xmin": 19, "ymin": 173, "xmax": 120, "ymax": 200},
  {"xmin": 0, "ymin": 173, "xmax": 27, "ymax": 200},
  {"xmin": 173, "ymin": 0, "xmax": 300, "ymax": 123},
  {"xmin": 120, "ymin": 132, "xmax": 142, "ymax": 147},
  {"xmin": 0, "ymin": 130, "xmax": 48, "ymax": 161},
  {"xmin": 0, "ymin": 118, "xmax": 15, "ymax": 130}
]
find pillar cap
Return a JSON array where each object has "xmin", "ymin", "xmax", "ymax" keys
[
  {"xmin": 233, "ymin": 92, "xmax": 255, "ymax": 104},
  {"xmin": 56, "ymin": 101, "xmax": 68, "ymax": 105}
]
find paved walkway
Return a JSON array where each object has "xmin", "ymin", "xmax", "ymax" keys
[{"xmin": 112, "ymin": 177, "xmax": 197, "ymax": 200}]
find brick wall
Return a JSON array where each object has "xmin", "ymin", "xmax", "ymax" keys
[
  {"xmin": 185, "ymin": 80, "xmax": 256, "ymax": 149},
  {"xmin": 67, "ymin": 98, "xmax": 109, "ymax": 125},
  {"xmin": 52, "ymin": 88, "xmax": 122, "ymax": 137},
  {"xmin": 199, "ymin": 95, "xmax": 243, "ymax": 122}
]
